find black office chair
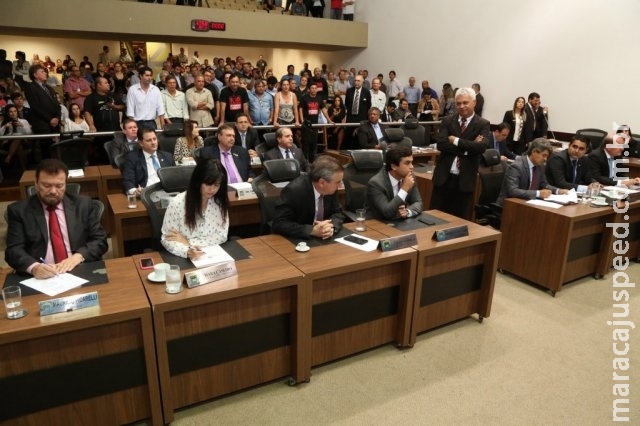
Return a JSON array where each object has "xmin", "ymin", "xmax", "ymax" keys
[
  {"xmin": 140, "ymin": 166, "xmax": 195, "ymax": 250},
  {"xmin": 402, "ymin": 118, "xmax": 429, "ymax": 147},
  {"xmin": 385, "ymin": 127, "xmax": 412, "ymax": 148},
  {"xmin": 474, "ymin": 149, "xmax": 506, "ymax": 229},
  {"xmin": 90, "ymin": 199, "xmax": 105, "ymax": 222},
  {"xmin": 26, "ymin": 182, "xmax": 81, "ymax": 198},
  {"xmin": 157, "ymin": 124, "xmax": 183, "ymax": 155},
  {"xmin": 192, "ymin": 146, "xmax": 203, "ymax": 160},
  {"xmin": 343, "ymin": 149, "xmax": 384, "ymax": 220},
  {"xmin": 576, "ymin": 128, "xmax": 607, "ymax": 151},
  {"xmin": 157, "ymin": 165, "xmax": 196, "ymax": 193},
  {"xmin": 254, "ymin": 143, "xmax": 267, "ymax": 162},
  {"xmin": 203, "ymin": 134, "xmax": 218, "ymax": 147},
  {"xmin": 263, "ymin": 132, "xmax": 277, "ymax": 150},
  {"xmin": 103, "ymin": 140, "xmax": 116, "ymax": 168},
  {"xmin": 50, "ymin": 138, "xmax": 91, "ymax": 170},
  {"xmin": 251, "ymin": 159, "xmax": 301, "ymax": 234},
  {"xmin": 113, "ymin": 153, "xmax": 126, "ymax": 170}
]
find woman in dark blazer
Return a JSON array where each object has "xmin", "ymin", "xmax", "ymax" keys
[{"xmin": 502, "ymin": 96, "xmax": 527, "ymax": 155}]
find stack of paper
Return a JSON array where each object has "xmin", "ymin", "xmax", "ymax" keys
[{"xmin": 191, "ymin": 245, "xmax": 235, "ymax": 268}]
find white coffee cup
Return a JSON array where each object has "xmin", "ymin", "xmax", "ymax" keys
[{"xmin": 153, "ymin": 263, "xmax": 170, "ymax": 280}]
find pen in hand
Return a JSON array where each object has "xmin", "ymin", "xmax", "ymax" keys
[{"xmin": 39, "ymin": 257, "xmax": 59, "ymax": 277}]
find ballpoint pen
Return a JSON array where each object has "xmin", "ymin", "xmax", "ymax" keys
[{"xmin": 39, "ymin": 257, "xmax": 59, "ymax": 277}]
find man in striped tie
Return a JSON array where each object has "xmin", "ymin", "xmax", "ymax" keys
[{"xmin": 430, "ymin": 87, "xmax": 491, "ymax": 219}]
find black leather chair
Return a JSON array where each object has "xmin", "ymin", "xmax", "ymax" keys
[
  {"xmin": 203, "ymin": 134, "xmax": 218, "ymax": 147},
  {"xmin": 251, "ymin": 158, "xmax": 301, "ymax": 234},
  {"xmin": 26, "ymin": 182, "xmax": 81, "ymax": 198},
  {"xmin": 402, "ymin": 118, "xmax": 428, "ymax": 147},
  {"xmin": 343, "ymin": 149, "xmax": 384, "ymax": 220},
  {"xmin": 140, "ymin": 166, "xmax": 195, "ymax": 250},
  {"xmin": 474, "ymin": 149, "xmax": 506, "ymax": 228},
  {"xmin": 576, "ymin": 128, "xmax": 607, "ymax": 151},
  {"xmin": 157, "ymin": 124, "xmax": 183, "ymax": 155},
  {"xmin": 50, "ymin": 138, "xmax": 91, "ymax": 170},
  {"xmin": 263, "ymin": 132, "xmax": 277, "ymax": 150},
  {"xmin": 385, "ymin": 127, "xmax": 412, "ymax": 148}
]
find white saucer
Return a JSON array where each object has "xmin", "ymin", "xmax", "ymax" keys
[
  {"xmin": 147, "ymin": 272, "xmax": 165, "ymax": 283},
  {"xmin": 295, "ymin": 245, "xmax": 310, "ymax": 253}
]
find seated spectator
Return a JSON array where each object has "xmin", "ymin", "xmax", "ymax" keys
[
  {"xmin": 173, "ymin": 120, "xmax": 204, "ymax": 164},
  {"xmin": 618, "ymin": 125, "xmax": 640, "ymax": 158},
  {"xmin": 380, "ymin": 101, "xmax": 401, "ymax": 123},
  {"xmin": 264, "ymin": 127, "xmax": 309, "ymax": 172},
  {"xmin": 290, "ymin": 0, "xmax": 307, "ymax": 15},
  {"xmin": 272, "ymin": 155, "xmax": 345, "ymax": 239},
  {"xmin": 200, "ymin": 123, "xmax": 253, "ymax": 183},
  {"xmin": 497, "ymin": 138, "xmax": 567, "ymax": 205},
  {"xmin": 358, "ymin": 107, "xmax": 388, "ymax": 149},
  {"xmin": 546, "ymin": 135, "xmax": 595, "ymax": 191},
  {"xmin": 234, "ymin": 113, "xmax": 259, "ymax": 158},
  {"xmin": 5, "ymin": 159, "xmax": 108, "ymax": 278},
  {"xmin": 487, "ymin": 123, "xmax": 516, "ymax": 161},
  {"xmin": 588, "ymin": 134, "xmax": 640, "ymax": 187},
  {"xmin": 122, "ymin": 127, "xmax": 176, "ymax": 196},
  {"xmin": 63, "ymin": 103, "xmax": 90, "ymax": 133},
  {"xmin": 326, "ymin": 96, "xmax": 346, "ymax": 149},
  {"xmin": 417, "ymin": 91, "xmax": 440, "ymax": 122},
  {"xmin": 0, "ymin": 104, "xmax": 32, "ymax": 166},
  {"xmin": 366, "ymin": 145, "xmax": 422, "ymax": 220},
  {"xmin": 161, "ymin": 158, "xmax": 229, "ymax": 259},
  {"xmin": 396, "ymin": 98, "xmax": 414, "ymax": 121}
]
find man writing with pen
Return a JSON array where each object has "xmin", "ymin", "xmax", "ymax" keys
[{"xmin": 5, "ymin": 159, "xmax": 108, "ymax": 279}]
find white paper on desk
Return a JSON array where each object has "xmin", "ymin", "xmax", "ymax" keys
[
  {"xmin": 68, "ymin": 169, "xmax": 84, "ymax": 178},
  {"xmin": 20, "ymin": 273, "xmax": 88, "ymax": 297},
  {"xmin": 602, "ymin": 186, "xmax": 640, "ymax": 195},
  {"xmin": 546, "ymin": 189, "xmax": 578, "ymax": 204},
  {"xmin": 526, "ymin": 199, "xmax": 563, "ymax": 209},
  {"xmin": 191, "ymin": 245, "xmax": 235, "ymax": 268},
  {"xmin": 335, "ymin": 235, "xmax": 379, "ymax": 252}
]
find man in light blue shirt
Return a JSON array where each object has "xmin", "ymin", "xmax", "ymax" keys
[{"xmin": 248, "ymin": 79, "xmax": 274, "ymax": 126}]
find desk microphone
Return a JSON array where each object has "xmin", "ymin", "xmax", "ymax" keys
[{"xmin": 542, "ymin": 106, "xmax": 557, "ymax": 142}]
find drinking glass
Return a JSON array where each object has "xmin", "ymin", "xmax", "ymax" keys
[{"xmin": 165, "ymin": 265, "xmax": 182, "ymax": 294}]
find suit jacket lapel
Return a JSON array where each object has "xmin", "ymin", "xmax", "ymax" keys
[
  {"xmin": 62, "ymin": 195, "xmax": 77, "ymax": 251},
  {"xmin": 29, "ymin": 197, "xmax": 48, "ymax": 245}
]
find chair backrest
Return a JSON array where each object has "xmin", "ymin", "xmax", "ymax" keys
[
  {"xmin": 251, "ymin": 174, "xmax": 279, "ymax": 235},
  {"xmin": 114, "ymin": 153, "xmax": 126, "ymax": 170},
  {"xmin": 385, "ymin": 127, "xmax": 412, "ymax": 148},
  {"xmin": 255, "ymin": 143, "xmax": 266, "ymax": 161},
  {"xmin": 90, "ymin": 199, "xmax": 105, "ymax": 222},
  {"xmin": 157, "ymin": 132, "xmax": 180, "ymax": 155},
  {"xmin": 162, "ymin": 123, "xmax": 184, "ymax": 136},
  {"xmin": 576, "ymin": 128, "xmax": 607, "ymax": 151},
  {"xmin": 50, "ymin": 138, "xmax": 91, "ymax": 170},
  {"xmin": 203, "ymin": 135, "xmax": 217, "ymax": 147},
  {"xmin": 482, "ymin": 149, "xmax": 501, "ymax": 166},
  {"xmin": 263, "ymin": 132, "xmax": 277, "ymax": 150},
  {"xmin": 193, "ymin": 146, "xmax": 203, "ymax": 160},
  {"xmin": 26, "ymin": 182, "xmax": 81, "ymax": 198},
  {"xmin": 103, "ymin": 140, "xmax": 116, "ymax": 167},
  {"xmin": 343, "ymin": 150, "xmax": 384, "ymax": 212},
  {"xmin": 140, "ymin": 182, "xmax": 168, "ymax": 251},
  {"xmin": 477, "ymin": 164, "xmax": 506, "ymax": 206},
  {"xmin": 157, "ymin": 165, "xmax": 195, "ymax": 193},
  {"xmin": 262, "ymin": 158, "xmax": 301, "ymax": 183},
  {"xmin": 402, "ymin": 119, "xmax": 427, "ymax": 147}
]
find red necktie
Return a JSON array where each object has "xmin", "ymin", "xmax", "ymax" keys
[
  {"xmin": 530, "ymin": 166, "xmax": 538, "ymax": 190},
  {"xmin": 47, "ymin": 205, "xmax": 68, "ymax": 262},
  {"xmin": 456, "ymin": 118, "xmax": 467, "ymax": 169}
]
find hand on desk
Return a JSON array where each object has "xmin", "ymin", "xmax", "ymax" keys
[
  {"xmin": 398, "ymin": 204, "xmax": 409, "ymax": 219},
  {"xmin": 33, "ymin": 253, "xmax": 83, "ymax": 279},
  {"xmin": 312, "ymin": 220, "xmax": 334, "ymax": 240},
  {"xmin": 539, "ymin": 189, "xmax": 552, "ymax": 199},
  {"xmin": 187, "ymin": 245, "xmax": 204, "ymax": 260}
]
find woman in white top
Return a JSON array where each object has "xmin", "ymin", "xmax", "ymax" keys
[
  {"xmin": 161, "ymin": 159, "xmax": 229, "ymax": 259},
  {"xmin": 273, "ymin": 79, "xmax": 300, "ymax": 126},
  {"xmin": 0, "ymin": 104, "xmax": 32, "ymax": 165},
  {"xmin": 502, "ymin": 96, "xmax": 527, "ymax": 155},
  {"xmin": 64, "ymin": 103, "xmax": 90, "ymax": 133}
]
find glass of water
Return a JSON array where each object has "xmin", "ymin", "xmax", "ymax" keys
[
  {"xmin": 2, "ymin": 286, "xmax": 26, "ymax": 319},
  {"xmin": 165, "ymin": 265, "xmax": 182, "ymax": 294}
]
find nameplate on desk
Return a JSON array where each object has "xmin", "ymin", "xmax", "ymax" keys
[
  {"xmin": 185, "ymin": 261, "xmax": 238, "ymax": 288},
  {"xmin": 379, "ymin": 233, "xmax": 417, "ymax": 252},
  {"xmin": 432, "ymin": 225, "xmax": 469, "ymax": 242},
  {"xmin": 237, "ymin": 187, "xmax": 257, "ymax": 200},
  {"xmin": 38, "ymin": 291, "xmax": 100, "ymax": 316}
]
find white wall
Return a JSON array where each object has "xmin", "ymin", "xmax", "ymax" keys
[{"xmin": 352, "ymin": 0, "xmax": 640, "ymax": 133}]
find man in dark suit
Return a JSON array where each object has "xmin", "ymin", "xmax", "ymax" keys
[
  {"xmin": 200, "ymin": 123, "xmax": 253, "ymax": 182},
  {"xmin": 546, "ymin": 135, "xmax": 595, "ymax": 191},
  {"xmin": 497, "ymin": 138, "xmax": 566, "ymax": 205},
  {"xmin": 380, "ymin": 102, "xmax": 401, "ymax": 123},
  {"xmin": 488, "ymin": 123, "xmax": 516, "ymax": 161},
  {"xmin": 122, "ymin": 127, "xmax": 175, "ymax": 195},
  {"xmin": 272, "ymin": 155, "xmax": 345, "ymax": 239},
  {"xmin": 366, "ymin": 145, "xmax": 422, "ymax": 220},
  {"xmin": 430, "ymin": 87, "xmax": 491, "ymax": 219},
  {"xmin": 264, "ymin": 127, "xmax": 309, "ymax": 172},
  {"xmin": 357, "ymin": 107, "xmax": 389, "ymax": 149},
  {"xmin": 588, "ymin": 134, "xmax": 639, "ymax": 187},
  {"xmin": 5, "ymin": 159, "xmax": 108, "ymax": 278},
  {"xmin": 23, "ymin": 64, "xmax": 61, "ymax": 159},
  {"xmin": 472, "ymin": 83, "xmax": 484, "ymax": 116},
  {"xmin": 345, "ymin": 74, "xmax": 371, "ymax": 124},
  {"xmin": 234, "ymin": 113, "xmax": 259, "ymax": 158},
  {"xmin": 522, "ymin": 92, "xmax": 548, "ymax": 146}
]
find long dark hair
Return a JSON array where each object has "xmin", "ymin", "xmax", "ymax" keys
[
  {"xmin": 183, "ymin": 120, "xmax": 199, "ymax": 150},
  {"xmin": 184, "ymin": 158, "xmax": 229, "ymax": 230},
  {"xmin": 1, "ymin": 105, "xmax": 17, "ymax": 126}
]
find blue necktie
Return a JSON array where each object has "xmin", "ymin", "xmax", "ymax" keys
[
  {"xmin": 571, "ymin": 160, "xmax": 577, "ymax": 183},
  {"xmin": 151, "ymin": 154, "xmax": 160, "ymax": 171}
]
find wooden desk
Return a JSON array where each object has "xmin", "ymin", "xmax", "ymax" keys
[
  {"xmin": 260, "ymin": 232, "xmax": 417, "ymax": 367},
  {"xmin": 19, "ymin": 166, "xmax": 102, "ymax": 200},
  {"xmin": 98, "ymin": 164, "xmax": 123, "ymax": 196},
  {"xmin": 414, "ymin": 170, "xmax": 482, "ymax": 221},
  {"xmin": 0, "ymin": 258, "xmax": 162, "ymax": 425},
  {"xmin": 108, "ymin": 192, "xmax": 263, "ymax": 258},
  {"xmin": 367, "ymin": 210, "xmax": 501, "ymax": 344},
  {"xmin": 325, "ymin": 148, "xmax": 439, "ymax": 167},
  {"xmin": 498, "ymin": 198, "xmax": 616, "ymax": 295},
  {"xmin": 133, "ymin": 239, "xmax": 308, "ymax": 424}
]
